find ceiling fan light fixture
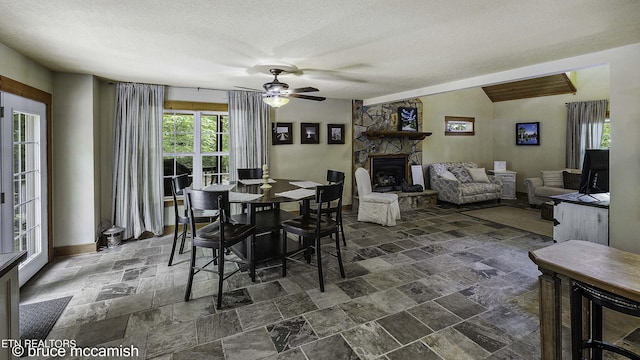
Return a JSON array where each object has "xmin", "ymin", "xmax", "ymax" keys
[{"xmin": 263, "ymin": 95, "xmax": 289, "ymax": 108}]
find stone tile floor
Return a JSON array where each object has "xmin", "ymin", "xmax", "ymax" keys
[{"xmin": 20, "ymin": 198, "xmax": 640, "ymax": 359}]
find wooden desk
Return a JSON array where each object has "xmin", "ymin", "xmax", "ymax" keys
[{"xmin": 529, "ymin": 240, "xmax": 640, "ymax": 359}]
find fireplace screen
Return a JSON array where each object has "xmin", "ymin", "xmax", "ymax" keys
[{"xmin": 370, "ymin": 156, "xmax": 407, "ymax": 192}]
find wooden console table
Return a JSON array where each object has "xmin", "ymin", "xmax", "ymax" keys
[{"xmin": 529, "ymin": 240, "xmax": 640, "ymax": 359}]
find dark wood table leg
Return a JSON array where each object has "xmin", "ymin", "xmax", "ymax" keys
[
  {"xmin": 538, "ymin": 268, "xmax": 563, "ymax": 359},
  {"xmin": 249, "ymin": 203, "xmax": 256, "ymax": 282},
  {"xmin": 571, "ymin": 282, "xmax": 584, "ymax": 360}
]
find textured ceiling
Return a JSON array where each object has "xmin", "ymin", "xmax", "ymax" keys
[{"xmin": 1, "ymin": 0, "xmax": 639, "ymax": 103}]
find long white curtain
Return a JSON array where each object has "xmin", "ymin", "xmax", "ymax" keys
[
  {"xmin": 112, "ymin": 83, "xmax": 165, "ymax": 239},
  {"xmin": 566, "ymin": 99, "xmax": 609, "ymax": 169},
  {"xmin": 228, "ymin": 90, "xmax": 271, "ymax": 181}
]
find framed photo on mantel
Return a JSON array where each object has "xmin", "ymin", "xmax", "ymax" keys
[{"xmin": 398, "ymin": 107, "xmax": 418, "ymax": 132}]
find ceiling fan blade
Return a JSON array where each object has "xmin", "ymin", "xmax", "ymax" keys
[
  {"xmin": 288, "ymin": 87, "xmax": 319, "ymax": 94},
  {"xmin": 289, "ymin": 94, "xmax": 326, "ymax": 101},
  {"xmin": 234, "ymin": 86, "xmax": 262, "ymax": 92}
]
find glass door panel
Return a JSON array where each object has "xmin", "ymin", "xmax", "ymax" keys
[{"xmin": 1, "ymin": 92, "xmax": 47, "ymax": 286}]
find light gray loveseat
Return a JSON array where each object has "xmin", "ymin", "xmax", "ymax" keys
[
  {"xmin": 429, "ymin": 162, "xmax": 502, "ymax": 206},
  {"xmin": 524, "ymin": 169, "xmax": 581, "ymax": 207}
]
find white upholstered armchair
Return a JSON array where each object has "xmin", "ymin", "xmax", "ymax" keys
[{"xmin": 354, "ymin": 167, "xmax": 401, "ymax": 226}]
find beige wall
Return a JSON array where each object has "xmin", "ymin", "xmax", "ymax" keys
[
  {"xmin": 271, "ymin": 98, "xmax": 353, "ymax": 211},
  {"xmin": 493, "ymin": 66, "xmax": 610, "ymax": 192},
  {"xmin": 420, "ymin": 67, "xmax": 610, "ymax": 192},
  {"xmin": 420, "ymin": 87, "xmax": 495, "ymax": 169}
]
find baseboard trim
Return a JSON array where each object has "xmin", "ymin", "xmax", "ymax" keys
[{"xmin": 53, "ymin": 243, "xmax": 98, "ymax": 257}]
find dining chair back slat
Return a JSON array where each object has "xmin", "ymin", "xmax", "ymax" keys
[{"xmin": 237, "ymin": 168, "xmax": 263, "ymax": 179}]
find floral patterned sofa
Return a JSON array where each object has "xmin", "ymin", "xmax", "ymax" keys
[{"xmin": 428, "ymin": 162, "xmax": 502, "ymax": 206}]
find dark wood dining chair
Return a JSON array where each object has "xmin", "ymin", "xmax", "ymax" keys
[
  {"xmin": 326, "ymin": 170, "xmax": 347, "ymax": 246},
  {"xmin": 184, "ymin": 189, "xmax": 256, "ymax": 309},
  {"xmin": 299, "ymin": 170, "xmax": 347, "ymax": 246},
  {"xmin": 281, "ymin": 182, "xmax": 346, "ymax": 292},
  {"xmin": 237, "ymin": 168, "xmax": 263, "ymax": 180},
  {"xmin": 168, "ymin": 174, "xmax": 215, "ymax": 266},
  {"xmin": 237, "ymin": 168, "xmax": 273, "ymax": 213}
]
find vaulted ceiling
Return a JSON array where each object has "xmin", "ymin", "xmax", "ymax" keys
[
  {"xmin": 482, "ymin": 73, "xmax": 577, "ymax": 102},
  {"xmin": 1, "ymin": 1, "xmax": 639, "ymax": 103}
]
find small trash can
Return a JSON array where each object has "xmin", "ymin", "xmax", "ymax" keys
[{"xmin": 103, "ymin": 225, "xmax": 125, "ymax": 248}]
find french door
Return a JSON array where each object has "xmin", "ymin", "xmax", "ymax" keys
[{"xmin": 0, "ymin": 92, "xmax": 48, "ymax": 286}]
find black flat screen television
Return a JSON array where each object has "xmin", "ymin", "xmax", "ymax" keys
[{"xmin": 578, "ymin": 149, "xmax": 609, "ymax": 194}]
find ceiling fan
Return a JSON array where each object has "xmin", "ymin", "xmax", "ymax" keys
[{"xmin": 237, "ymin": 68, "xmax": 326, "ymax": 107}]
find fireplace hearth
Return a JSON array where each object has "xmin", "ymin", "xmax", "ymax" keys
[{"xmin": 370, "ymin": 155, "xmax": 408, "ymax": 192}]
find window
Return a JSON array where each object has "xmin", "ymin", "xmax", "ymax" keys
[
  {"xmin": 162, "ymin": 111, "xmax": 229, "ymax": 196},
  {"xmin": 600, "ymin": 118, "xmax": 610, "ymax": 149}
]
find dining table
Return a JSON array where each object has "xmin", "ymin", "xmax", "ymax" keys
[{"xmin": 204, "ymin": 178, "xmax": 319, "ymax": 278}]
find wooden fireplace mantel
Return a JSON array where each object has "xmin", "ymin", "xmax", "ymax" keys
[{"xmin": 362, "ymin": 130, "xmax": 432, "ymax": 140}]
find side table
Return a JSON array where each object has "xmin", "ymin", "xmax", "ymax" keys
[{"xmin": 488, "ymin": 170, "xmax": 517, "ymax": 200}]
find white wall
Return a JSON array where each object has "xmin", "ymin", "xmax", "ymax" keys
[
  {"xmin": 420, "ymin": 88, "xmax": 495, "ymax": 169},
  {"xmin": 52, "ymin": 73, "xmax": 99, "ymax": 247},
  {"xmin": 0, "ymin": 42, "xmax": 53, "ymax": 93},
  {"xmin": 608, "ymin": 44, "xmax": 640, "ymax": 253}
]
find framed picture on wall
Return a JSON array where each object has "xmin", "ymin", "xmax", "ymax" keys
[
  {"xmin": 301, "ymin": 122, "xmax": 320, "ymax": 144},
  {"xmin": 444, "ymin": 116, "xmax": 475, "ymax": 135},
  {"xmin": 272, "ymin": 122, "xmax": 293, "ymax": 145},
  {"xmin": 516, "ymin": 122, "xmax": 540, "ymax": 145},
  {"xmin": 327, "ymin": 124, "xmax": 345, "ymax": 144},
  {"xmin": 397, "ymin": 107, "xmax": 418, "ymax": 131}
]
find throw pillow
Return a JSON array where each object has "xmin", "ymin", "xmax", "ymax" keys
[
  {"xmin": 563, "ymin": 171, "xmax": 581, "ymax": 190},
  {"xmin": 466, "ymin": 167, "xmax": 490, "ymax": 183},
  {"xmin": 440, "ymin": 170, "xmax": 459, "ymax": 181},
  {"xmin": 450, "ymin": 166, "xmax": 473, "ymax": 183},
  {"xmin": 541, "ymin": 170, "xmax": 564, "ymax": 188}
]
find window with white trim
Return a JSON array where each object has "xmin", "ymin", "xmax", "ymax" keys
[
  {"xmin": 600, "ymin": 117, "xmax": 610, "ymax": 149},
  {"xmin": 162, "ymin": 111, "xmax": 229, "ymax": 196}
]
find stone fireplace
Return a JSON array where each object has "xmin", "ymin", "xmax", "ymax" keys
[
  {"xmin": 352, "ymin": 98, "xmax": 424, "ymax": 185},
  {"xmin": 369, "ymin": 154, "xmax": 409, "ymax": 192},
  {"xmin": 351, "ymin": 98, "xmax": 438, "ymax": 210}
]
